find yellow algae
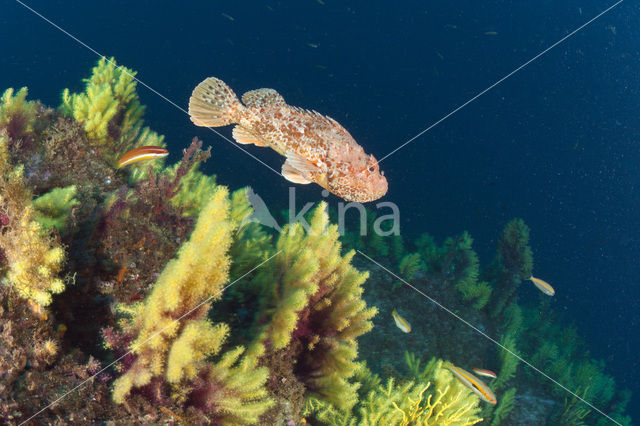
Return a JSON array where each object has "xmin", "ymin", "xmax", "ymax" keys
[{"xmin": 0, "ymin": 136, "xmax": 67, "ymax": 308}]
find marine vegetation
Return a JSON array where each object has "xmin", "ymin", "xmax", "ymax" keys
[
  {"xmin": 303, "ymin": 357, "xmax": 483, "ymax": 425},
  {"xmin": 0, "ymin": 57, "xmax": 379, "ymax": 425},
  {"xmin": 0, "ymin": 57, "xmax": 632, "ymax": 425},
  {"xmin": 345, "ymin": 217, "xmax": 631, "ymax": 424}
]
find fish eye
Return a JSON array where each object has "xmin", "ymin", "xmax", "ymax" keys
[{"xmin": 368, "ymin": 166, "xmax": 375, "ymax": 172}]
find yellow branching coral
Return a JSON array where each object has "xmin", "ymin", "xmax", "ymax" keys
[
  {"xmin": 198, "ymin": 346, "xmax": 273, "ymax": 424},
  {"xmin": 0, "ymin": 136, "xmax": 66, "ymax": 307},
  {"xmin": 247, "ymin": 203, "xmax": 377, "ymax": 411},
  {"xmin": 166, "ymin": 161, "xmax": 218, "ymax": 216},
  {"xmin": 60, "ymin": 57, "xmax": 142, "ymax": 142},
  {"xmin": 60, "ymin": 57, "xmax": 164, "ymax": 164},
  {"xmin": 394, "ymin": 359, "xmax": 483, "ymax": 425},
  {"xmin": 0, "ymin": 87, "xmax": 38, "ymax": 142},
  {"xmin": 112, "ymin": 186, "xmax": 233, "ymax": 401},
  {"xmin": 111, "ymin": 186, "xmax": 272, "ymax": 423},
  {"xmin": 166, "ymin": 321, "xmax": 229, "ymax": 383},
  {"xmin": 304, "ymin": 359, "xmax": 483, "ymax": 426},
  {"xmin": 248, "ymin": 222, "xmax": 321, "ymax": 351}
]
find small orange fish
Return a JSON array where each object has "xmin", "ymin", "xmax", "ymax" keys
[
  {"xmin": 117, "ymin": 146, "xmax": 168, "ymax": 168},
  {"xmin": 116, "ymin": 265, "xmax": 128, "ymax": 286},
  {"xmin": 189, "ymin": 77, "xmax": 388, "ymax": 202},
  {"xmin": 447, "ymin": 364, "xmax": 497, "ymax": 405},
  {"xmin": 472, "ymin": 367, "xmax": 497, "ymax": 379}
]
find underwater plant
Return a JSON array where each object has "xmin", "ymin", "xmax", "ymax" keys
[
  {"xmin": 60, "ymin": 57, "xmax": 165, "ymax": 166},
  {"xmin": 304, "ymin": 357, "xmax": 483, "ymax": 425},
  {"xmin": 0, "ymin": 135, "xmax": 66, "ymax": 308},
  {"xmin": 0, "ymin": 57, "xmax": 631, "ymax": 425},
  {"xmin": 487, "ymin": 218, "xmax": 534, "ymax": 318},
  {"xmin": 242, "ymin": 203, "xmax": 378, "ymax": 418},
  {"xmin": 0, "ymin": 87, "xmax": 39, "ymax": 148}
]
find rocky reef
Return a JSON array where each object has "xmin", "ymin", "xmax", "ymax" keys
[{"xmin": 0, "ymin": 58, "xmax": 631, "ymax": 425}]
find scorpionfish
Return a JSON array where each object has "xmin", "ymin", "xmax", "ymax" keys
[{"xmin": 188, "ymin": 77, "xmax": 388, "ymax": 202}]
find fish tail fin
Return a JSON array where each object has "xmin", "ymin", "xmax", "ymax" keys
[{"xmin": 189, "ymin": 77, "xmax": 243, "ymax": 127}]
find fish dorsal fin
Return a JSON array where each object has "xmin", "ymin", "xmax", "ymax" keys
[
  {"xmin": 290, "ymin": 107, "xmax": 340, "ymax": 128},
  {"xmin": 242, "ymin": 88, "xmax": 286, "ymax": 108},
  {"xmin": 232, "ymin": 125, "xmax": 269, "ymax": 147},
  {"xmin": 282, "ymin": 161, "xmax": 312, "ymax": 184}
]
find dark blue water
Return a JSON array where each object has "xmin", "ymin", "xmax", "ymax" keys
[{"xmin": 3, "ymin": 0, "xmax": 638, "ymax": 422}]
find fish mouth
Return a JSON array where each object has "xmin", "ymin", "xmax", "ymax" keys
[
  {"xmin": 352, "ymin": 177, "xmax": 388, "ymax": 203},
  {"xmin": 371, "ymin": 176, "xmax": 389, "ymax": 201}
]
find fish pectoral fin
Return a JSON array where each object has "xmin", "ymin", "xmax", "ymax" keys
[
  {"xmin": 285, "ymin": 151, "xmax": 323, "ymax": 173},
  {"xmin": 232, "ymin": 125, "xmax": 269, "ymax": 146},
  {"xmin": 282, "ymin": 160, "xmax": 312, "ymax": 184}
]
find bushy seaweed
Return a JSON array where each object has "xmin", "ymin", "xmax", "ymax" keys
[{"xmin": 0, "ymin": 58, "xmax": 631, "ymax": 426}]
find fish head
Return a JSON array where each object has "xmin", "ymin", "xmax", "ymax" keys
[
  {"xmin": 349, "ymin": 154, "xmax": 388, "ymax": 202},
  {"xmin": 328, "ymin": 147, "xmax": 388, "ymax": 202},
  {"xmin": 321, "ymin": 123, "xmax": 388, "ymax": 202}
]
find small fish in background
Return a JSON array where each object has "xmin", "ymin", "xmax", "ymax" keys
[
  {"xmin": 27, "ymin": 298, "xmax": 48, "ymax": 320},
  {"xmin": 307, "ymin": 43, "xmax": 319, "ymax": 48},
  {"xmin": 117, "ymin": 146, "xmax": 169, "ymax": 168},
  {"xmin": 221, "ymin": 13, "xmax": 235, "ymax": 21},
  {"xmin": 529, "ymin": 275, "xmax": 555, "ymax": 296},
  {"xmin": 472, "ymin": 368, "xmax": 497, "ymax": 379},
  {"xmin": 446, "ymin": 364, "xmax": 497, "ymax": 405},
  {"xmin": 392, "ymin": 309, "xmax": 411, "ymax": 333},
  {"xmin": 188, "ymin": 77, "xmax": 388, "ymax": 202},
  {"xmin": 484, "ymin": 31, "xmax": 498, "ymax": 36}
]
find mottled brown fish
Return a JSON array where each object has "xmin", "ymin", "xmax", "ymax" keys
[{"xmin": 188, "ymin": 77, "xmax": 388, "ymax": 202}]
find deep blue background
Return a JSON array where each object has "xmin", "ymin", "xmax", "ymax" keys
[{"xmin": 3, "ymin": 0, "xmax": 638, "ymax": 421}]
